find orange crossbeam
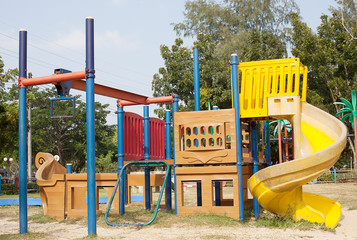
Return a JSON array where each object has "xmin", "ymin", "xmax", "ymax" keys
[
  {"xmin": 118, "ymin": 95, "xmax": 173, "ymax": 107},
  {"xmin": 21, "ymin": 71, "xmax": 86, "ymax": 87},
  {"xmin": 72, "ymin": 80, "xmax": 148, "ymax": 104}
]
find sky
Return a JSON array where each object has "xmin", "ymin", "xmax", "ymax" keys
[{"xmin": 0, "ymin": 0, "xmax": 338, "ymax": 125}]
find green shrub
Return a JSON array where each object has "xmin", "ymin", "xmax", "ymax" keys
[
  {"xmin": 1, "ymin": 183, "xmax": 16, "ymax": 195},
  {"xmin": 27, "ymin": 182, "xmax": 37, "ymax": 190},
  {"xmin": 317, "ymin": 173, "xmax": 334, "ymax": 181}
]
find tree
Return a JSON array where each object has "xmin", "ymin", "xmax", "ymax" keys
[
  {"xmin": 0, "ymin": 57, "xmax": 18, "ymax": 163},
  {"xmin": 334, "ymin": 90, "xmax": 357, "ymax": 170},
  {"xmin": 28, "ymin": 87, "xmax": 117, "ymax": 172},
  {"xmin": 4, "ymin": 81, "xmax": 117, "ymax": 173},
  {"xmin": 290, "ymin": 0, "xmax": 357, "ymax": 168},
  {"xmin": 270, "ymin": 119, "xmax": 292, "ymax": 163},
  {"xmin": 153, "ymin": 0, "xmax": 297, "ymax": 117},
  {"xmin": 173, "ymin": 0, "xmax": 298, "ymax": 59}
]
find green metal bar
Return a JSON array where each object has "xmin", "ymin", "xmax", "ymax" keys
[{"xmin": 105, "ymin": 160, "xmax": 170, "ymax": 227}]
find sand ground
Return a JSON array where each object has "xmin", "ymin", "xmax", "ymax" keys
[{"xmin": 0, "ymin": 183, "xmax": 356, "ymax": 240}]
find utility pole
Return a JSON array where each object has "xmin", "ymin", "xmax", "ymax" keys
[{"xmin": 27, "ymin": 72, "xmax": 32, "ymax": 179}]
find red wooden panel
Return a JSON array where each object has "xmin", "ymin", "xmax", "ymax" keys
[
  {"xmin": 149, "ymin": 117, "xmax": 165, "ymax": 160},
  {"xmin": 123, "ymin": 112, "xmax": 143, "ymax": 160}
]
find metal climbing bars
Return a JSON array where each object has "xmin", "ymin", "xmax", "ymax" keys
[{"xmin": 105, "ymin": 160, "xmax": 170, "ymax": 227}]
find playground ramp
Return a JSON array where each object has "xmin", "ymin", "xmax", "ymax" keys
[{"xmin": 248, "ymin": 101, "xmax": 347, "ymax": 228}]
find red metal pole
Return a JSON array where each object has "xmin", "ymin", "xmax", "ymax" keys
[
  {"xmin": 354, "ymin": 116, "xmax": 357, "ymax": 171},
  {"xmin": 118, "ymin": 95, "xmax": 173, "ymax": 107},
  {"xmin": 146, "ymin": 96, "xmax": 173, "ymax": 104},
  {"xmin": 21, "ymin": 71, "xmax": 86, "ymax": 87}
]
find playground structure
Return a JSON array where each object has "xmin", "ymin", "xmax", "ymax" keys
[
  {"xmin": 35, "ymin": 153, "xmax": 120, "ymax": 220},
  {"xmin": 35, "ymin": 107, "xmax": 172, "ymax": 221},
  {"xmin": 15, "ymin": 18, "xmax": 347, "ymax": 236}
]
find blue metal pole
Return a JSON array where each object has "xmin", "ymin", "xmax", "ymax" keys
[
  {"xmin": 251, "ymin": 122, "xmax": 260, "ymax": 218},
  {"xmin": 85, "ymin": 17, "xmax": 96, "ymax": 235},
  {"xmin": 117, "ymin": 105, "xmax": 125, "ymax": 215},
  {"xmin": 143, "ymin": 106, "xmax": 151, "ymax": 210},
  {"xmin": 66, "ymin": 164, "xmax": 73, "ymax": 174},
  {"xmin": 165, "ymin": 110, "xmax": 171, "ymax": 160},
  {"xmin": 19, "ymin": 29, "xmax": 28, "ymax": 234},
  {"xmin": 334, "ymin": 168, "xmax": 337, "ymax": 183},
  {"xmin": 193, "ymin": 48, "xmax": 200, "ymax": 111},
  {"xmin": 214, "ymin": 181, "xmax": 220, "ymax": 206},
  {"xmin": 264, "ymin": 121, "xmax": 272, "ymax": 166},
  {"xmin": 172, "ymin": 94, "xmax": 179, "ymax": 214},
  {"xmin": 165, "ymin": 110, "xmax": 172, "ymax": 211},
  {"xmin": 197, "ymin": 181, "xmax": 202, "ymax": 206},
  {"xmin": 212, "ymin": 106, "xmax": 220, "ymax": 206},
  {"xmin": 193, "ymin": 49, "xmax": 202, "ymax": 206},
  {"xmin": 231, "ymin": 54, "xmax": 244, "ymax": 222}
]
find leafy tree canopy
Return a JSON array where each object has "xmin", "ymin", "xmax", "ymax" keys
[
  {"xmin": 153, "ymin": 0, "xmax": 297, "ymax": 117},
  {"xmin": 1, "ymin": 65, "xmax": 117, "ymax": 173},
  {"xmin": 290, "ymin": 0, "xmax": 357, "ymax": 168},
  {"xmin": 0, "ymin": 57, "xmax": 18, "ymax": 159},
  {"xmin": 173, "ymin": 0, "xmax": 298, "ymax": 59}
]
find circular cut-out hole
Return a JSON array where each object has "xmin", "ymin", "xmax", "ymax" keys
[
  {"xmin": 201, "ymin": 138, "xmax": 206, "ymax": 147},
  {"xmin": 200, "ymin": 126, "xmax": 206, "ymax": 135},
  {"xmin": 209, "ymin": 138, "xmax": 214, "ymax": 146},
  {"xmin": 217, "ymin": 137, "xmax": 223, "ymax": 146},
  {"xmin": 194, "ymin": 138, "xmax": 199, "ymax": 147},
  {"xmin": 208, "ymin": 126, "xmax": 214, "ymax": 135},
  {"xmin": 216, "ymin": 125, "xmax": 221, "ymax": 134},
  {"xmin": 186, "ymin": 139, "xmax": 192, "ymax": 148},
  {"xmin": 186, "ymin": 127, "xmax": 191, "ymax": 136},
  {"xmin": 193, "ymin": 127, "xmax": 198, "ymax": 136}
]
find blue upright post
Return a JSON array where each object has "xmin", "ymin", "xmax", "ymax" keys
[
  {"xmin": 193, "ymin": 48, "xmax": 202, "ymax": 206},
  {"xmin": 66, "ymin": 164, "xmax": 73, "ymax": 174},
  {"xmin": 334, "ymin": 168, "xmax": 337, "ymax": 183},
  {"xmin": 165, "ymin": 110, "xmax": 171, "ymax": 160},
  {"xmin": 193, "ymin": 48, "xmax": 200, "ymax": 111},
  {"xmin": 85, "ymin": 17, "xmax": 96, "ymax": 235},
  {"xmin": 117, "ymin": 105, "xmax": 125, "ymax": 215},
  {"xmin": 214, "ymin": 181, "xmax": 220, "ymax": 206},
  {"xmin": 251, "ymin": 122, "xmax": 260, "ymax": 218},
  {"xmin": 213, "ymin": 106, "xmax": 220, "ymax": 206},
  {"xmin": 165, "ymin": 110, "xmax": 172, "ymax": 211},
  {"xmin": 264, "ymin": 121, "xmax": 271, "ymax": 166},
  {"xmin": 143, "ymin": 106, "xmax": 151, "ymax": 210},
  {"xmin": 196, "ymin": 181, "xmax": 202, "ymax": 206},
  {"xmin": 172, "ymin": 95, "xmax": 179, "ymax": 214},
  {"xmin": 18, "ymin": 29, "xmax": 28, "ymax": 234},
  {"xmin": 231, "ymin": 54, "xmax": 244, "ymax": 222}
]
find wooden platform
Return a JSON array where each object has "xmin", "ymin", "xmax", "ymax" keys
[{"xmin": 175, "ymin": 165, "xmax": 253, "ymax": 220}]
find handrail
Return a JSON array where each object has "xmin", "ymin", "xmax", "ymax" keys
[{"xmin": 105, "ymin": 160, "xmax": 170, "ymax": 227}]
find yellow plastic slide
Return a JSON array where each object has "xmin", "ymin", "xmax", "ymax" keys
[{"xmin": 248, "ymin": 102, "xmax": 347, "ymax": 228}]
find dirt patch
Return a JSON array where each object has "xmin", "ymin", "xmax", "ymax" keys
[{"xmin": 0, "ymin": 183, "xmax": 356, "ymax": 239}]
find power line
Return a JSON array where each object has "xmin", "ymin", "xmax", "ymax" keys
[
  {"xmin": 0, "ymin": 23, "xmax": 154, "ymax": 96},
  {"xmin": 0, "ymin": 22, "xmax": 153, "ymax": 80}
]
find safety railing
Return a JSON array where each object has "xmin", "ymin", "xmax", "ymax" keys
[{"xmin": 236, "ymin": 58, "xmax": 307, "ymax": 118}]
